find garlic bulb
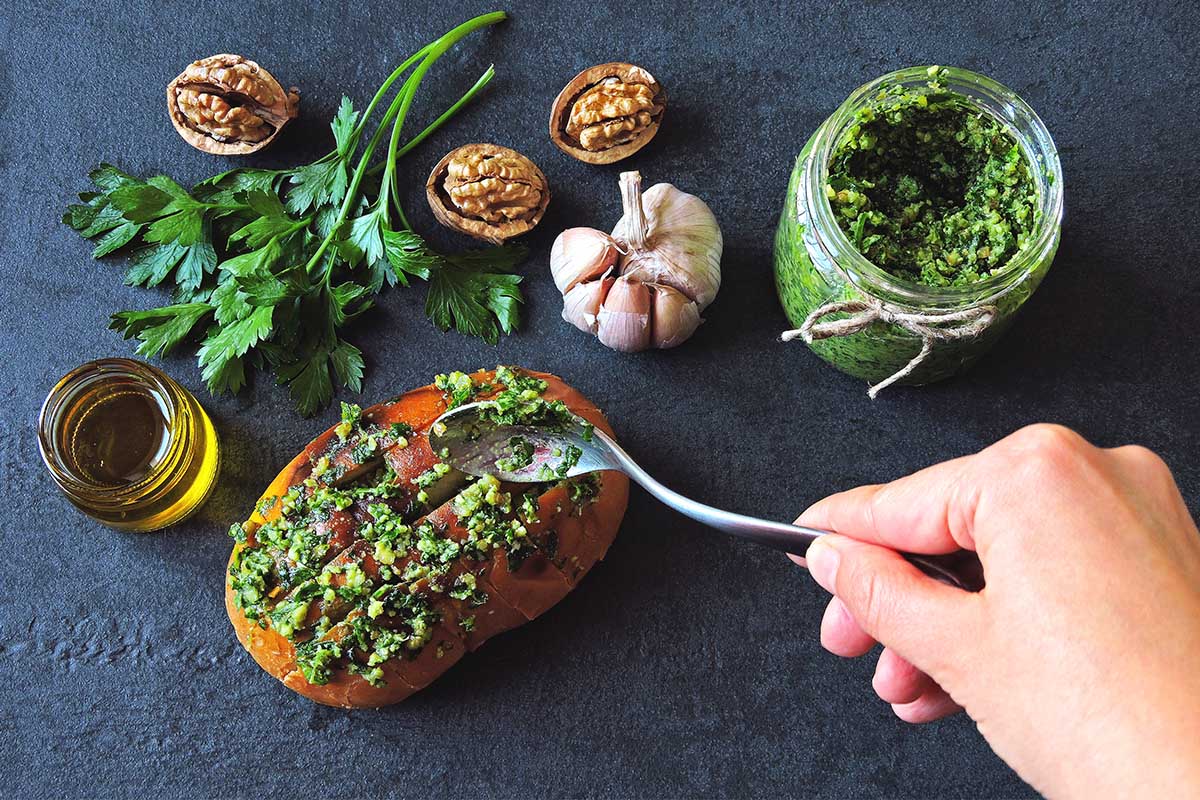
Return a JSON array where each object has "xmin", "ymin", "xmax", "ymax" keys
[{"xmin": 550, "ymin": 171, "xmax": 722, "ymax": 351}]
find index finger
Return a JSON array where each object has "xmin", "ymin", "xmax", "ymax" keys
[{"xmin": 796, "ymin": 453, "xmax": 979, "ymax": 555}]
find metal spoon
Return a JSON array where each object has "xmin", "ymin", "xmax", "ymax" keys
[{"xmin": 430, "ymin": 404, "xmax": 985, "ymax": 592}]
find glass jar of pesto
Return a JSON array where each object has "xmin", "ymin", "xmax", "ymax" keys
[{"xmin": 774, "ymin": 66, "xmax": 1063, "ymax": 395}]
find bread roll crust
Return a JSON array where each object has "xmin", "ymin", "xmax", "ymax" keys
[{"xmin": 225, "ymin": 369, "xmax": 628, "ymax": 707}]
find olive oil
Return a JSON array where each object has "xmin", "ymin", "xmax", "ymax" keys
[
  {"xmin": 39, "ymin": 359, "xmax": 219, "ymax": 531},
  {"xmin": 63, "ymin": 385, "xmax": 170, "ymax": 485}
]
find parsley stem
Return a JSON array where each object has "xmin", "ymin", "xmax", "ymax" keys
[
  {"xmin": 397, "ymin": 64, "xmax": 495, "ymax": 161},
  {"xmin": 302, "ymin": 11, "xmax": 506, "ymax": 280},
  {"xmin": 382, "ymin": 81, "xmax": 421, "ymax": 232},
  {"xmin": 303, "ymin": 85, "xmax": 410, "ymax": 279},
  {"xmin": 367, "ymin": 64, "xmax": 497, "ymax": 182},
  {"xmin": 394, "ymin": 199, "xmax": 413, "ymax": 233},
  {"xmin": 335, "ymin": 11, "xmax": 504, "ymax": 164},
  {"xmin": 377, "ymin": 64, "xmax": 496, "ymax": 232},
  {"xmin": 379, "ymin": 40, "xmax": 498, "ymax": 227},
  {"xmin": 378, "ymin": 80, "xmax": 419, "ymax": 214},
  {"xmin": 342, "ymin": 43, "xmax": 433, "ymax": 156},
  {"xmin": 380, "ymin": 22, "xmax": 481, "ymax": 194}
]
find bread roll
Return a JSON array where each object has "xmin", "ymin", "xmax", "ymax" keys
[{"xmin": 225, "ymin": 368, "xmax": 628, "ymax": 707}]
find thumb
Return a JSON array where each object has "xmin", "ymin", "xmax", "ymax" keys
[{"xmin": 807, "ymin": 535, "xmax": 979, "ymax": 669}]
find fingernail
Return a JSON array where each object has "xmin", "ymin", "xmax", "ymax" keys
[
  {"xmin": 794, "ymin": 502, "xmax": 820, "ymax": 529},
  {"xmin": 807, "ymin": 538, "xmax": 841, "ymax": 593}
]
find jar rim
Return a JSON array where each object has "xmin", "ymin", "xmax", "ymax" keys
[
  {"xmin": 38, "ymin": 357, "xmax": 187, "ymax": 501},
  {"xmin": 802, "ymin": 66, "xmax": 1064, "ymax": 308}
]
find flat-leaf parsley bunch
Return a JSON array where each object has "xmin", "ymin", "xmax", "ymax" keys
[{"xmin": 65, "ymin": 12, "xmax": 524, "ymax": 415}]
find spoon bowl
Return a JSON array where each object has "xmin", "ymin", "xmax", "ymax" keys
[{"xmin": 430, "ymin": 406, "xmax": 611, "ymax": 482}]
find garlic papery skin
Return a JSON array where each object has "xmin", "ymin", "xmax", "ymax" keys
[
  {"xmin": 649, "ymin": 284, "xmax": 701, "ymax": 348},
  {"xmin": 562, "ymin": 275, "xmax": 614, "ymax": 333},
  {"xmin": 597, "ymin": 275, "xmax": 652, "ymax": 352},
  {"xmin": 614, "ymin": 172, "xmax": 722, "ymax": 309},
  {"xmin": 550, "ymin": 228, "xmax": 620, "ymax": 294},
  {"xmin": 551, "ymin": 170, "xmax": 722, "ymax": 353}
]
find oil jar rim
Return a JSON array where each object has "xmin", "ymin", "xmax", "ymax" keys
[
  {"xmin": 37, "ymin": 357, "xmax": 189, "ymax": 501},
  {"xmin": 801, "ymin": 65, "xmax": 1064, "ymax": 310}
]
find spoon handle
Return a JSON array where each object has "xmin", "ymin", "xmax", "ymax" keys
[{"xmin": 595, "ymin": 431, "xmax": 985, "ymax": 593}]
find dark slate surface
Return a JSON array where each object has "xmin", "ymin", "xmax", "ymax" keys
[{"xmin": 2, "ymin": 0, "xmax": 1197, "ymax": 797}]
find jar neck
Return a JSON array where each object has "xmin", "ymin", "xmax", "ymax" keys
[
  {"xmin": 800, "ymin": 66, "xmax": 1064, "ymax": 312},
  {"xmin": 38, "ymin": 358, "xmax": 192, "ymax": 506}
]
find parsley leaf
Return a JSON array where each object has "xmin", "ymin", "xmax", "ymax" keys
[
  {"xmin": 278, "ymin": 347, "xmax": 335, "ymax": 417},
  {"xmin": 331, "ymin": 97, "xmax": 360, "ymax": 157},
  {"xmin": 110, "ymin": 303, "xmax": 213, "ymax": 359},
  {"xmin": 90, "ymin": 219, "xmax": 141, "ymax": 258},
  {"xmin": 197, "ymin": 304, "xmax": 274, "ymax": 396},
  {"xmin": 174, "ymin": 238, "xmax": 218, "ymax": 297},
  {"xmin": 124, "ymin": 242, "xmax": 187, "ymax": 288},
  {"xmin": 330, "ymin": 339, "xmax": 365, "ymax": 393},
  {"xmin": 194, "ymin": 168, "xmax": 281, "ymax": 206},
  {"xmin": 382, "ymin": 228, "xmax": 439, "ymax": 285},
  {"xmin": 228, "ymin": 191, "xmax": 305, "ymax": 249},
  {"xmin": 427, "ymin": 248, "xmax": 526, "ymax": 343},
  {"xmin": 65, "ymin": 13, "xmax": 517, "ymax": 416},
  {"xmin": 344, "ymin": 210, "xmax": 386, "ymax": 269},
  {"xmin": 286, "ymin": 158, "xmax": 349, "ymax": 216}
]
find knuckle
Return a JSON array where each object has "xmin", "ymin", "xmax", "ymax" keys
[
  {"xmin": 1114, "ymin": 443, "xmax": 1169, "ymax": 475},
  {"xmin": 1009, "ymin": 423, "xmax": 1084, "ymax": 458},
  {"xmin": 1003, "ymin": 423, "xmax": 1092, "ymax": 476},
  {"xmin": 864, "ymin": 488, "xmax": 887, "ymax": 534},
  {"xmin": 944, "ymin": 471, "xmax": 983, "ymax": 548}
]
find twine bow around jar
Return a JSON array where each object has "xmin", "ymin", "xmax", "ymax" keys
[{"xmin": 781, "ymin": 299, "xmax": 998, "ymax": 398}]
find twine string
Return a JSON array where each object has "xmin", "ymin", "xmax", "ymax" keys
[{"xmin": 781, "ymin": 299, "xmax": 997, "ymax": 398}]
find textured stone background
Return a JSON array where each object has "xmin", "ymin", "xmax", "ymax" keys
[{"xmin": 2, "ymin": 0, "xmax": 1198, "ymax": 797}]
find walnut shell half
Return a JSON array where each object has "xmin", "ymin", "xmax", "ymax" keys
[
  {"xmin": 167, "ymin": 54, "xmax": 299, "ymax": 156},
  {"xmin": 425, "ymin": 144, "xmax": 551, "ymax": 245},
  {"xmin": 549, "ymin": 63, "xmax": 666, "ymax": 165}
]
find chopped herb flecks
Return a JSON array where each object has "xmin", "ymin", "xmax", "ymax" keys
[{"xmin": 827, "ymin": 66, "xmax": 1040, "ymax": 287}]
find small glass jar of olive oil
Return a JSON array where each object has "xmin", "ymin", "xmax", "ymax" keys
[{"xmin": 38, "ymin": 358, "xmax": 220, "ymax": 532}]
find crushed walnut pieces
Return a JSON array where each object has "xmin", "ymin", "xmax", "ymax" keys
[
  {"xmin": 425, "ymin": 144, "xmax": 550, "ymax": 244},
  {"xmin": 549, "ymin": 63, "xmax": 666, "ymax": 165},
  {"xmin": 166, "ymin": 54, "xmax": 299, "ymax": 156}
]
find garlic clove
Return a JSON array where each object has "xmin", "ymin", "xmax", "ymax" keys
[
  {"xmin": 649, "ymin": 284, "xmax": 702, "ymax": 349},
  {"xmin": 550, "ymin": 227, "xmax": 620, "ymax": 294},
  {"xmin": 596, "ymin": 276, "xmax": 652, "ymax": 352},
  {"xmin": 562, "ymin": 275, "xmax": 615, "ymax": 333}
]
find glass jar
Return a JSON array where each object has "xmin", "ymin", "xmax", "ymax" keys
[
  {"xmin": 774, "ymin": 66, "xmax": 1063, "ymax": 391},
  {"xmin": 38, "ymin": 358, "xmax": 220, "ymax": 531}
]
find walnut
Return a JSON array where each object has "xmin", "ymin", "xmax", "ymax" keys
[
  {"xmin": 167, "ymin": 54, "xmax": 299, "ymax": 156},
  {"xmin": 549, "ymin": 63, "xmax": 666, "ymax": 165},
  {"xmin": 425, "ymin": 144, "xmax": 550, "ymax": 244}
]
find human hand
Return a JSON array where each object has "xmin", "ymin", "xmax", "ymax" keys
[{"xmin": 794, "ymin": 424, "xmax": 1200, "ymax": 799}]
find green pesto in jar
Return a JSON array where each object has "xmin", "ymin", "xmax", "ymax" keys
[
  {"xmin": 827, "ymin": 68, "xmax": 1039, "ymax": 287},
  {"xmin": 773, "ymin": 66, "xmax": 1062, "ymax": 389}
]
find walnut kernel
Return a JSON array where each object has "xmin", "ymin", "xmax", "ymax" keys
[
  {"xmin": 426, "ymin": 144, "xmax": 550, "ymax": 244},
  {"xmin": 167, "ymin": 54, "xmax": 299, "ymax": 156},
  {"xmin": 550, "ymin": 63, "xmax": 666, "ymax": 164}
]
